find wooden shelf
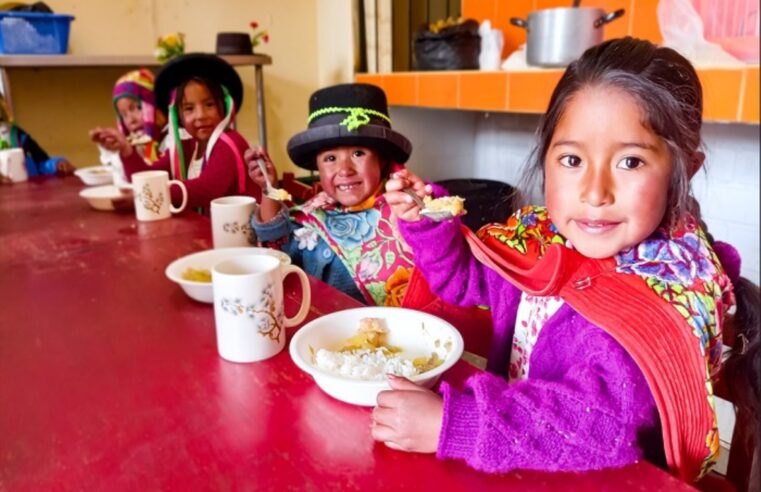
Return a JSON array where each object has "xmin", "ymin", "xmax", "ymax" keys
[
  {"xmin": 356, "ymin": 66, "xmax": 760, "ymax": 124},
  {"xmin": 0, "ymin": 53, "xmax": 272, "ymax": 68}
]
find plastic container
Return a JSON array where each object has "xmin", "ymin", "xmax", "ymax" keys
[
  {"xmin": 692, "ymin": 0, "xmax": 759, "ymax": 62},
  {"xmin": 0, "ymin": 11, "xmax": 74, "ymax": 55}
]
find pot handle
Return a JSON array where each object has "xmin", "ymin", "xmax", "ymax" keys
[
  {"xmin": 509, "ymin": 17, "xmax": 528, "ymax": 29},
  {"xmin": 593, "ymin": 9, "xmax": 625, "ymax": 28}
]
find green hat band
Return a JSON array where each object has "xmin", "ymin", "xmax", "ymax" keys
[{"xmin": 307, "ymin": 106, "xmax": 391, "ymax": 132}]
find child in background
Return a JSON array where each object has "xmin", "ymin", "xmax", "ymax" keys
[
  {"xmin": 89, "ymin": 69, "xmax": 164, "ymax": 185},
  {"xmin": 0, "ymin": 93, "xmax": 73, "ymax": 177},
  {"xmin": 91, "ymin": 54, "xmax": 257, "ymax": 213},
  {"xmin": 377, "ymin": 37, "xmax": 759, "ymax": 484},
  {"xmin": 246, "ymin": 83, "xmax": 416, "ymax": 305},
  {"xmin": 111, "ymin": 69, "xmax": 164, "ymax": 162}
]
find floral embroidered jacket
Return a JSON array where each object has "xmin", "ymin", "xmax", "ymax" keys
[{"xmin": 399, "ymin": 205, "xmax": 734, "ymax": 481}]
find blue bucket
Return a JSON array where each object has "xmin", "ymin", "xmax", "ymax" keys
[{"xmin": 0, "ymin": 11, "xmax": 75, "ymax": 55}]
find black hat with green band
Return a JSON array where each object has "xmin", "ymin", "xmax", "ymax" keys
[{"xmin": 286, "ymin": 83, "xmax": 412, "ymax": 170}]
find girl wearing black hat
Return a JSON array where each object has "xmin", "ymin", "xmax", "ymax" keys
[
  {"xmin": 246, "ymin": 83, "xmax": 417, "ymax": 305},
  {"xmin": 94, "ymin": 54, "xmax": 259, "ymax": 213}
]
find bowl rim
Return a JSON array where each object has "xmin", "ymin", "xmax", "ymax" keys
[
  {"xmin": 78, "ymin": 184, "xmax": 124, "ymax": 199},
  {"xmin": 165, "ymin": 247, "xmax": 291, "ymax": 286},
  {"xmin": 289, "ymin": 306, "xmax": 464, "ymax": 386},
  {"xmin": 74, "ymin": 166, "xmax": 114, "ymax": 176}
]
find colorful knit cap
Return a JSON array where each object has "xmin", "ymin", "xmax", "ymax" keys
[{"xmin": 112, "ymin": 69, "xmax": 158, "ymax": 142}]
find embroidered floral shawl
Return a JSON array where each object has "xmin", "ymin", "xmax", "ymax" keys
[{"xmin": 291, "ymin": 191, "xmax": 414, "ymax": 306}]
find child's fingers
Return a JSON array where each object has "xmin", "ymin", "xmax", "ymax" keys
[
  {"xmin": 387, "ymin": 374, "xmax": 426, "ymax": 392},
  {"xmin": 384, "ymin": 177, "xmax": 407, "ymax": 192},
  {"xmin": 384, "ymin": 440, "xmax": 406, "ymax": 451},
  {"xmin": 371, "ymin": 404, "xmax": 397, "ymax": 427},
  {"xmin": 370, "ymin": 420, "xmax": 397, "ymax": 444},
  {"xmin": 384, "ymin": 190, "xmax": 411, "ymax": 206}
]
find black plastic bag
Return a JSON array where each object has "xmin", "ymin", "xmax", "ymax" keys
[
  {"xmin": 413, "ymin": 19, "xmax": 481, "ymax": 70},
  {"xmin": 9, "ymin": 2, "xmax": 54, "ymax": 13}
]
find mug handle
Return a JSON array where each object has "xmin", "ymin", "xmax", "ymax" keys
[
  {"xmin": 281, "ymin": 265, "xmax": 311, "ymax": 328},
  {"xmin": 168, "ymin": 180, "xmax": 188, "ymax": 213}
]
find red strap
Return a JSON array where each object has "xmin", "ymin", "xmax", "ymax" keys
[
  {"xmin": 219, "ymin": 132, "xmax": 246, "ymax": 194},
  {"xmin": 462, "ymin": 224, "xmax": 714, "ymax": 481}
]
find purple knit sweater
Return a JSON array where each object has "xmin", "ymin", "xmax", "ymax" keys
[{"xmin": 399, "ymin": 217, "xmax": 663, "ymax": 474}]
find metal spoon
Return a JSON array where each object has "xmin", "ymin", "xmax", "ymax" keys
[
  {"xmin": 402, "ymin": 188, "xmax": 454, "ymax": 221},
  {"xmin": 257, "ymin": 158, "xmax": 291, "ymax": 201}
]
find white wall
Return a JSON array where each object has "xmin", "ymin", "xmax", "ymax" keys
[
  {"xmin": 694, "ymin": 123, "xmax": 760, "ymax": 283},
  {"xmin": 397, "ymin": 109, "xmax": 760, "ymax": 284}
]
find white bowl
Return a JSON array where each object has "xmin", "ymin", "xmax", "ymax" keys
[
  {"xmin": 289, "ymin": 307, "xmax": 464, "ymax": 406},
  {"xmin": 75, "ymin": 166, "xmax": 114, "ymax": 186},
  {"xmin": 79, "ymin": 185, "xmax": 131, "ymax": 211},
  {"xmin": 165, "ymin": 247, "xmax": 291, "ymax": 303}
]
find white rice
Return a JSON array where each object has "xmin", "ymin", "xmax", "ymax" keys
[{"xmin": 314, "ymin": 347, "xmax": 419, "ymax": 381}]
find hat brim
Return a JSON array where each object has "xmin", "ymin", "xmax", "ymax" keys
[
  {"xmin": 286, "ymin": 124, "xmax": 412, "ymax": 170},
  {"xmin": 154, "ymin": 53, "xmax": 243, "ymax": 113}
]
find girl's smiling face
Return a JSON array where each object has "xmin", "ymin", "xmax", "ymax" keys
[
  {"xmin": 544, "ymin": 85, "xmax": 673, "ymax": 259},
  {"xmin": 179, "ymin": 80, "xmax": 223, "ymax": 142},
  {"xmin": 316, "ymin": 146, "xmax": 383, "ymax": 207},
  {"xmin": 116, "ymin": 97, "xmax": 144, "ymax": 134}
]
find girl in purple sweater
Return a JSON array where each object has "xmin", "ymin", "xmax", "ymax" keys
[{"xmin": 374, "ymin": 37, "xmax": 759, "ymax": 483}]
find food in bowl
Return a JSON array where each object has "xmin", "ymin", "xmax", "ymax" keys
[
  {"xmin": 165, "ymin": 247, "xmax": 291, "ymax": 303},
  {"xmin": 289, "ymin": 307, "xmax": 464, "ymax": 406},
  {"xmin": 313, "ymin": 318, "xmax": 444, "ymax": 381},
  {"xmin": 423, "ymin": 195, "xmax": 466, "ymax": 216},
  {"xmin": 181, "ymin": 267, "xmax": 212, "ymax": 283},
  {"xmin": 74, "ymin": 166, "xmax": 114, "ymax": 186}
]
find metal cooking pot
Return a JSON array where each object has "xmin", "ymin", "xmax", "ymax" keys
[{"xmin": 510, "ymin": 7, "xmax": 625, "ymax": 67}]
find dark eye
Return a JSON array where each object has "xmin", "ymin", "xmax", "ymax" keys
[
  {"xmin": 560, "ymin": 155, "xmax": 582, "ymax": 168},
  {"xmin": 352, "ymin": 149, "xmax": 366, "ymax": 158},
  {"xmin": 618, "ymin": 156, "xmax": 644, "ymax": 170},
  {"xmin": 322, "ymin": 154, "xmax": 335, "ymax": 163}
]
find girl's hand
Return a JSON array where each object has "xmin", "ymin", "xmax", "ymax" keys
[
  {"xmin": 245, "ymin": 145, "xmax": 278, "ymax": 190},
  {"xmin": 384, "ymin": 169, "xmax": 431, "ymax": 222},
  {"xmin": 89, "ymin": 127, "xmax": 131, "ymax": 156},
  {"xmin": 55, "ymin": 159, "xmax": 75, "ymax": 176},
  {"xmin": 370, "ymin": 374, "xmax": 443, "ymax": 453}
]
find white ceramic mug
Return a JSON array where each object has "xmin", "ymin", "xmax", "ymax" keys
[
  {"xmin": 212, "ymin": 255, "xmax": 311, "ymax": 363},
  {"xmin": 0, "ymin": 148, "xmax": 27, "ymax": 183},
  {"xmin": 131, "ymin": 170, "xmax": 187, "ymax": 221},
  {"xmin": 210, "ymin": 196, "xmax": 257, "ymax": 248}
]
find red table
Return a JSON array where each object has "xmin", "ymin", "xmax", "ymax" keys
[{"xmin": 0, "ymin": 177, "xmax": 696, "ymax": 490}]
